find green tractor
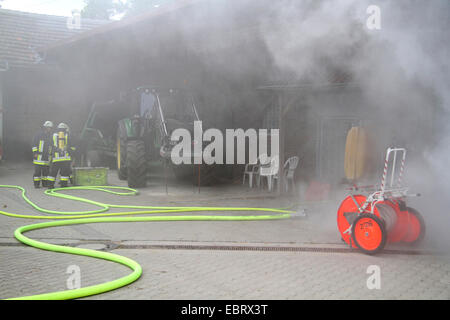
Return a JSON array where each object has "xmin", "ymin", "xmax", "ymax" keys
[
  {"xmin": 79, "ymin": 99, "xmax": 127, "ymax": 169},
  {"xmin": 80, "ymin": 86, "xmax": 218, "ymax": 188}
]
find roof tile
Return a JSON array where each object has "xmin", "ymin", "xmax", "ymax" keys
[{"xmin": 0, "ymin": 8, "xmax": 109, "ymax": 68}]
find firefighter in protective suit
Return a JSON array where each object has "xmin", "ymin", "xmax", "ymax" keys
[
  {"xmin": 48, "ymin": 123, "xmax": 76, "ymax": 188},
  {"xmin": 32, "ymin": 121, "xmax": 54, "ymax": 188}
]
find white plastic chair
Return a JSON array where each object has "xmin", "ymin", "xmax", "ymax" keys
[
  {"xmin": 274, "ymin": 156, "xmax": 300, "ymax": 193},
  {"xmin": 243, "ymin": 154, "xmax": 268, "ymax": 188},
  {"xmin": 258, "ymin": 155, "xmax": 279, "ymax": 192}
]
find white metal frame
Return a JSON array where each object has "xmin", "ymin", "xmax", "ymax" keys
[{"xmin": 347, "ymin": 147, "xmax": 416, "ymax": 217}]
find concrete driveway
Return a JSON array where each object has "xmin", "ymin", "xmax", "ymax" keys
[{"xmin": 1, "ymin": 161, "xmax": 449, "ymax": 300}]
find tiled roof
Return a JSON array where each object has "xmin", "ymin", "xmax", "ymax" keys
[
  {"xmin": 42, "ymin": 0, "xmax": 202, "ymax": 52},
  {"xmin": 0, "ymin": 8, "xmax": 108, "ymax": 68}
]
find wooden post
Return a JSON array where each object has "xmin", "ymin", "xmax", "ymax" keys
[
  {"xmin": 198, "ymin": 164, "xmax": 201, "ymax": 194},
  {"xmin": 164, "ymin": 160, "xmax": 168, "ymax": 195},
  {"xmin": 278, "ymin": 92, "xmax": 286, "ymax": 196}
]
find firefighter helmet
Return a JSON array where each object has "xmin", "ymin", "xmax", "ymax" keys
[
  {"xmin": 57, "ymin": 123, "xmax": 69, "ymax": 130},
  {"xmin": 43, "ymin": 121, "xmax": 53, "ymax": 128}
]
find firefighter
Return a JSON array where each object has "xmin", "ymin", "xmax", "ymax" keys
[
  {"xmin": 32, "ymin": 121, "xmax": 54, "ymax": 188},
  {"xmin": 66, "ymin": 125, "xmax": 76, "ymax": 185},
  {"xmin": 47, "ymin": 123, "xmax": 76, "ymax": 188}
]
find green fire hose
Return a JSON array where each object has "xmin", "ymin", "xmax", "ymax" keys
[{"xmin": 0, "ymin": 184, "xmax": 294, "ymax": 300}]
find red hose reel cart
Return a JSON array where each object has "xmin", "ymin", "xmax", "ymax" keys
[{"xmin": 337, "ymin": 148, "xmax": 426, "ymax": 255}]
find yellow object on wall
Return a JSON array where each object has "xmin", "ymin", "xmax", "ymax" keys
[{"xmin": 344, "ymin": 126, "xmax": 369, "ymax": 181}]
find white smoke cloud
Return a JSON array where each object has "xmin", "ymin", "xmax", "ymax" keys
[{"xmin": 256, "ymin": 0, "xmax": 450, "ymax": 249}]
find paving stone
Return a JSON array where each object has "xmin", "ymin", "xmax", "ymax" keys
[{"xmin": 1, "ymin": 162, "xmax": 449, "ymax": 299}]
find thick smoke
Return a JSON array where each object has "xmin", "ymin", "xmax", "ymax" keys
[
  {"xmin": 256, "ymin": 0, "xmax": 450, "ymax": 250},
  {"xmin": 163, "ymin": 0, "xmax": 450, "ymax": 250},
  {"xmin": 381, "ymin": 0, "xmax": 450, "ymax": 251},
  {"xmin": 39, "ymin": 0, "xmax": 449, "ymax": 249}
]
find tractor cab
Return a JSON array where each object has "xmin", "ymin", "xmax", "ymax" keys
[{"xmin": 116, "ymin": 86, "xmax": 204, "ymax": 188}]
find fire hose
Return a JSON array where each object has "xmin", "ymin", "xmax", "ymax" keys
[{"xmin": 0, "ymin": 184, "xmax": 294, "ymax": 300}]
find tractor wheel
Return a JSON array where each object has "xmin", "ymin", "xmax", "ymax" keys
[
  {"xmin": 403, "ymin": 207, "xmax": 426, "ymax": 245},
  {"xmin": 351, "ymin": 213, "xmax": 387, "ymax": 255},
  {"xmin": 126, "ymin": 140, "xmax": 147, "ymax": 188},
  {"xmin": 117, "ymin": 134, "xmax": 127, "ymax": 180}
]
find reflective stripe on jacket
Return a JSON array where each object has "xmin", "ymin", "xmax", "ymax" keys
[{"xmin": 32, "ymin": 130, "xmax": 52, "ymax": 165}]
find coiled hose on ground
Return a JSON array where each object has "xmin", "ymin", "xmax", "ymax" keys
[{"xmin": 0, "ymin": 185, "xmax": 294, "ymax": 300}]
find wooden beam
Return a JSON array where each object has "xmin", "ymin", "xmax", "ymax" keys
[{"xmin": 277, "ymin": 92, "xmax": 285, "ymax": 196}]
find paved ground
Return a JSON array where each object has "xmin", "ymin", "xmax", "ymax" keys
[{"xmin": 0, "ymin": 161, "xmax": 449, "ymax": 300}]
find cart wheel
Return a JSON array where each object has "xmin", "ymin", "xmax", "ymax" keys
[
  {"xmin": 403, "ymin": 207, "xmax": 426, "ymax": 245},
  {"xmin": 352, "ymin": 213, "xmax": 387, "ymax": 255},
  {"xmin": 337, "ymin": 194, "xmax": 368, "ymax": 248}
]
